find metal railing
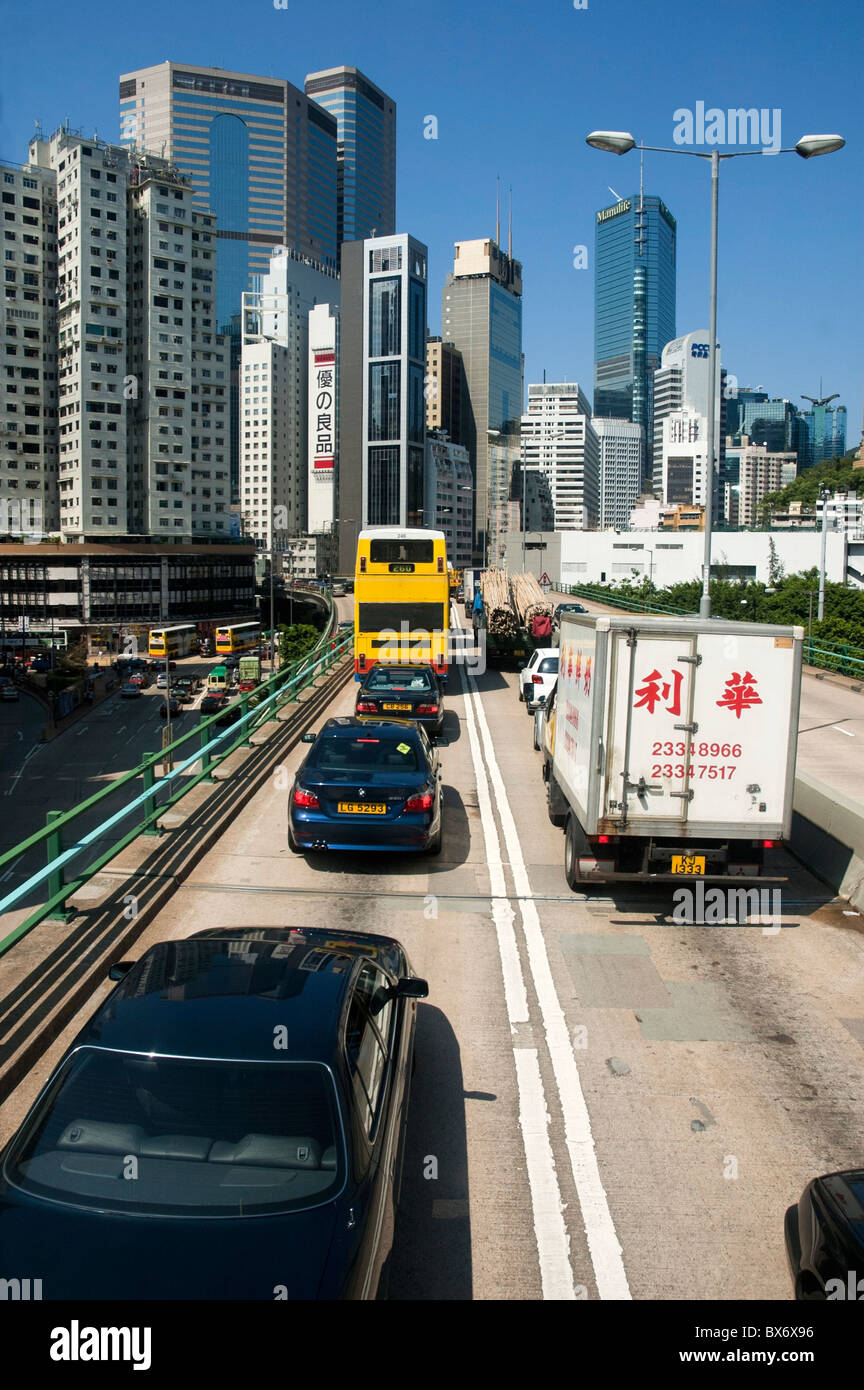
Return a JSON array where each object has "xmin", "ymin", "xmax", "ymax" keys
[
  {"xmin": 560, "ymin": 583, "xmax": 864, "ymax": 679},
  {"xmin": 0, "ymin": 612, "xmax": 350, "ymax": 956}
]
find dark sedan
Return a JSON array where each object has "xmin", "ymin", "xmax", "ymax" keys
[
  {"xmin": 159, "ymin": 696, "xmax": 182, "ymax": 718},
  {"xmin": 0, "ymin": 927, "xmax": 428, "ymax": 1300},
  {"xmin": 289, "ymin": 717, "xmax": 442, "ymax": 855},
  {"xmin": 553, "ymin": 602, "xmax": 587, "ymax": 618},
  {"xmin": 785, "ymin": 1168, "xmax": 864, "ymax": 1299},
  {"xmin": 355, "ymin": 664, "xmax": 444, "ymax": 737}
]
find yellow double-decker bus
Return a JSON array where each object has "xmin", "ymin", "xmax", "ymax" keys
[
  {"xmin": 354, "ymin": 527, "xmax": 449, "ymax": 680},
  {"xmin": 148, "ymin": 624, "xmax": 197, "ymax": 659},
  {"xmin": 215, "ymin": 621, "xmax": 259, "ymax": 656}
]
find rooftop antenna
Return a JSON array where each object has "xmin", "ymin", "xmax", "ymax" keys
[
  {"xmin": 496, "ymin": 173, "xmax": 500, "ymax": 247},
  {"xmin": 508, "ymin": 184, "xmax": 513, "ymax": 258}
]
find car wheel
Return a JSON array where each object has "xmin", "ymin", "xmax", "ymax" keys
[{"xmin": 426, "ymin": 819, "xmax": 442, "ymax": 856}]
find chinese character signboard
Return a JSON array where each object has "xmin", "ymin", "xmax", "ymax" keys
[{"xmin": 307, "ymin": 304, "xmax": 338, "ymax": 533}]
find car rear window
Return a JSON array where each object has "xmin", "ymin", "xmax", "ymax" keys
[
  {"xmin": 364, "ymin": 668, "xmax": 435, "ymax": 693},
  {"xmin": 310, "ymin": 735, "xmax": 421, "ymax": 773},
  {"xmin": 539, "ymin": 658, "xmax": 559, "ymax": 674},
  {"xmin": 6, "ymin": 1049, "xmax": 344, "ymax": 1217}
]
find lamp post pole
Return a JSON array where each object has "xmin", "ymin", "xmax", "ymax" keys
[{"xmin": 818, "ymin": 488, "xmax": 830, "ymax": 622}]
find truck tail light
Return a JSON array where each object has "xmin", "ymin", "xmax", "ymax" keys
[
  {"xmin": 404, "ymin": 791, "xmax": 433, "ymax": 812},
  {"xmin": 596, "ymin": 835, "xmax": 610, "ymax": 844},
  {"xmin": 293, "ymin": 787, "xmax": 319, "ymax": 809},
  {"xmin": 415, "ymin": 704, "xmax": 438, "ymax": 715},
  {"xmin": 356, "ymin": 701, "xmax": 377, "ymax": 713}
]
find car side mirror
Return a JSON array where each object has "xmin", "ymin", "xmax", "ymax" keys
[
  {"xmin": 109, "ymin": 961, "xmax": 135, "ymax": 981},
  {"xmin": 301, "ymin": 732, "xmax": 316, "ymax": 743},
  {"xmin": 396, "ymin": 977, "xmax": 429, "ymax": 999}
]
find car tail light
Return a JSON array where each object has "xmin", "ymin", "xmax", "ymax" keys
[
  {"xmin": 293, "ymin": 787, "xmax": 320, "ymax": 809},
  {"xmin": 415, "ymin": 704, "xmax": 438, "ymax": 715},
  {"xmin": 763, "ymin": 840, "xmax": 775, "ymax": 849},
  {"xmin": 404, "ymin": 791, "xmax": 433, "ymax": 812},
  {"xmin": 356, "ymin": 701, "xmax": 377, "ymax": 713},
  {"xmin": 532, "ymin": 675, "xmax": 543, "ymax": 684}
]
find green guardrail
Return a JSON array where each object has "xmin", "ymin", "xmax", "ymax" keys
[
  {"xmin": 560, "ymin": 583, "xmax": 864, "ymax": 679},
  {"xmin": 0, "ymin": 609, "xmax": 350, "ymax": 957}
]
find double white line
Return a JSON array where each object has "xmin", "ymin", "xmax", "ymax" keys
[{"xmin": 459, "ymin": 656, "xmax": 630, "ymax": 1301}]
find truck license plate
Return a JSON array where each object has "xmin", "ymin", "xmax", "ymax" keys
[{"xmin": 671, "ymin": 855, "xmax": 705, "ymax": 875}]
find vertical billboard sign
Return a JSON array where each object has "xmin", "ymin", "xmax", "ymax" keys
[{"xmin": 307, "ymin": 304, "xmax": 337, "ymax": 533}]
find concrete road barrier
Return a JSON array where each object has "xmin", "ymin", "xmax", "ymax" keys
[{"xmin": 790, "ymin": 769, "xmax": 864, "ymax": 909}]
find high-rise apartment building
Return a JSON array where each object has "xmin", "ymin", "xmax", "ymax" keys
[
  {"xmin": 594, "ymin": 193, "xmax": 676, "ymax": 473},
  {"xmin": 442, "ymin": 238, "xmax": 523, "ymax": 561},
  {"xmin": 25, "ymin": 127, "xmax": 229, "ymax": 540},
  {"xmin": 520, "ymin": 384, "xmax": 599, "ymax": 531},
  {"xmin": 425, "ymin": 430, "xmax": 472, "ymax": 567},
  {"xmin": 337, "ymin": 234, "xmax": 428, "ymax": 572},
  {"xmin": 304, "ymin": 67, "xmax": 396, "ymax": 257},
  {"xmin": 732, "ymin": 442, "xmax": 797, "ymax": 527},
  {"xmin": 118, "ymin": 63, "xmax": 339, "ymax": 329},
  {"xmin": 0, "ymin": 157, "xmax": 58, "ymax": 533},
  {"xmin": 652, "ymin": 330, "xmax": 723, "ymax": 512},
  {"xmin": 240, "ymin": 247, "xmax": 340, "ymax": 551},
  {"xmin": 593, "ymin": 417, "xmax": 645, "ymax": 530}
]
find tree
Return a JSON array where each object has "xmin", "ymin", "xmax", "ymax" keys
[
  {"xmin": 278, "ymin": 623, "xmax": 319, "ymax": 665},
  {"xmin": 767, "ymin": 538, "xmax": 785, "ymax": 587}
]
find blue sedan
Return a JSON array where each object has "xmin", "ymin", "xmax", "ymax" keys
[{"xmin": 288, "ymin": 717, "xmax": 442, "ymax": 855}]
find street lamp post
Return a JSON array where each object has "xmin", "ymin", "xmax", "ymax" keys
[
  {"xmin": 818, "ymin": 487, "xmax": 832, "ymax": 622},
  {"xmin": 586, "ymin": 128, "xmax": 845, "ymax": 619}
]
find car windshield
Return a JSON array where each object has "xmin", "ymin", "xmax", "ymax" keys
[
  {"xmin": 364, "ymin": 668, "xmax": 435, "ymax": 694},
  {"xmin": 6, "ymin": 1048, "xmax": 344, "ymax": 1217},
  {"xmin": 310, "ymin": 734, "xmax": 421, "ymax": 773}
]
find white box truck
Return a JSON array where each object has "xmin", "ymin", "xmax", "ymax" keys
[{"xmin": 544, "ymin": 613, "xmax": 803, "ymax": 888}]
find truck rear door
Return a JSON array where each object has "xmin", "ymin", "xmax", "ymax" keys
[{"xmin": 605, "ymin": 630, "xmax": 698, "ymax": 827}]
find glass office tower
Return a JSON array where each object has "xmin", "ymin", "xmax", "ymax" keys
[
  {"xmin": 594, "ymin": 194, "xmax": 676, "ymax": 452},
  {"xmin": 119, "ymin": 62, "xmax": 338, "ymax": 331},
  {"xmin": 304, "ymin": 67, "xmax": 396, "ymax": 260}
]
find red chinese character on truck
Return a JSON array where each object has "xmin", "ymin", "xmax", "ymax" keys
[
  {"xmin": 633, "ymin": 668, "xmax": 683, "ymax": 716},
  {"xmin": 716, "ymin": 670, "xmax": 762, "ymax": 719}
]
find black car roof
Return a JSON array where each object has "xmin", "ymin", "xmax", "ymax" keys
[{"xmin": 84, "ymin": 928, "xmax": 409, "ymax": 1063}]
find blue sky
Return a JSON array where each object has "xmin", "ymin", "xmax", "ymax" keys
[{"xmin": 2, "ymin": 0, "xmax": 860, "ymax": 439}]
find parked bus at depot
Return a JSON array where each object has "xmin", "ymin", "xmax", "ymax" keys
[
  {"xmin": 148, "ymin": 624, "xmax": 197, "ymax": 660},
  {"xmin": 354, "ymin": 527, "xmax": 449, "ymax": 680},
  {"xmin": 215, "ymin": 621, "xmax": 260, "ymax": 656}
]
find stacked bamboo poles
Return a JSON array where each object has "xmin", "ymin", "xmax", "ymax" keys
[
  {"xmin": 511, "ymin": 571, "xmax": 553, "ymax": 628},
  {"xmin": 479, "ymin": 569, "xmax": 518, "ymax": 638}
]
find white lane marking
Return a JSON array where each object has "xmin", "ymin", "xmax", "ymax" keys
[
  {"xmin": 460, "ymin": 665, "xmax": 574, "ymax": 1299},
  {"xmin": 0, "ymin": 853, "xmax": 24, "ymax": 883},
  {"xmin": 466, "ymin": 672, "xmax": 632, "ymax": 1301},
  {"xmin": 461, "ymin": 668, "xmax": 528, "ymax": 1024},
  {"xmin": 5, "ymin": 744, "xmax": 39, "ymax": 797},
  {"xmin": 515, "ymin": 1048, "xmax": 577, "ymax": 1300},
  {"xmin": 832, "ymin": 725, "xmax": 855, "ymax": 737}
]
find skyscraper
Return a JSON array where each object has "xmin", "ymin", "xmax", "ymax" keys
[
  {"xmin": 442, "ymin": 238, "xmax": 523, "ymax": 562},
  {"xmin": 594, "ymin": 193, "xmax": 676, "ymax": 469},
  {"xmin": 520, "ymin": 384, "xmax": 599, "ymax": 531},
  {"xmin": 304, "ymin": 67, "xmax": 396, "ymax": 257},
  {"xmin": 118, "ymin": 62, "xmax": 339, "ymax": 330},
  {"xmin": 798, "ymin": 401, "xmax": 847, "ymax": 467},
  {"xmin": 593, "ymin": 418, "xmax": 645, "ymax": 529},
  {"xmin": 338, "ymin": 233, "xmax": 428, "ymax": 573},
  {"xmin": 652, "ymin": 330, "xmax": 722, "ymax": 511}
]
